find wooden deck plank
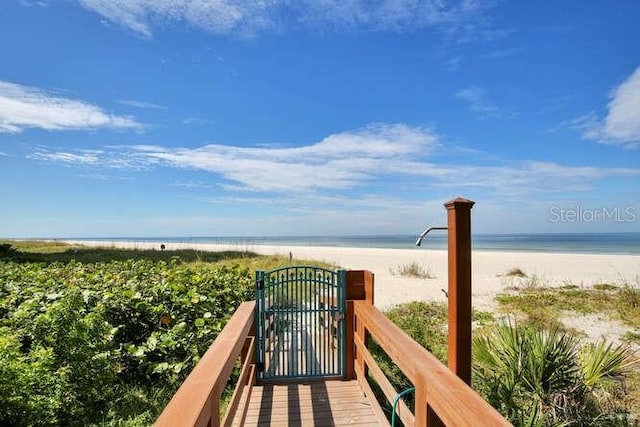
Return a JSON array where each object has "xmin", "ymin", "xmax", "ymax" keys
[{"xmin": 238, "ymin": 380, "xmax": 384, "ymax": 426}]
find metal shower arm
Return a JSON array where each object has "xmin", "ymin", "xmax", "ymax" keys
[{"xmin": 415, "ymin": 226, "xmax": 448, "ymax": 246}]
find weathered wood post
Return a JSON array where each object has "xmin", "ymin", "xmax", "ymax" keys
[
  {"xmin": 444, "ymin": 197, "xmax": 474, "ymax": 385},
  {"xmin": 344, "ymin": 270, "xmax": 374, "ymax": 380}
]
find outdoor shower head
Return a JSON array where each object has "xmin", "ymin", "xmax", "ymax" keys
[{"xmin": 415, "ymin": 227, "xmax": 448, "ymax": 246}]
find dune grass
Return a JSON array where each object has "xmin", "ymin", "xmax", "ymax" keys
[
  {"xmin": 0, "ymin": 240, "xmax": 335, "ymax": 271},
  {"xmin": 389, "ymin": 261, "xmax": 435, "ymax": 279},
  {"xmin": 503, "ymin": 267, "xmax": 527, "ymax": 277},
  {"xmin": 496, "ymin": 282, "xmax": 640, "ymax": 332}
]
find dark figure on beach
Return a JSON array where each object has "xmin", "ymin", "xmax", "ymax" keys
[{"xmin": 160, "ymin": 244, "xmax": 166, "ymax": 251}]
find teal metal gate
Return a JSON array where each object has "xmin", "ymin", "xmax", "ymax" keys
[{"xmin": 255, "ymin": 266, "xmax": 346, "ymax": 381}]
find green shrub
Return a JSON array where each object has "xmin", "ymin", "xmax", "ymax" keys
[
  {"xmin": 473, "ymin": 320, "xmax": 636, "ymax": 426},
  {"xmin": 0, "ymin": 331, "xmax": 69, "ymax": 426},
  {"xmin": 0, "ymin": 258, "xmax": 253, "ymax": 425}
]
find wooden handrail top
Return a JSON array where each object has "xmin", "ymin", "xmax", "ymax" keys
[
  {"xmin": 423, "ymin": 368, "xmax": 509, "ymax": 426},
  {"xmin": 155, "ymin": 301, "xmax": 256, "ymax": 427},
  {"xmin": 353, "ymin": 301, "xmax": 509, "ymax": 426},
  {"xmin": 354, "ymin": 300, "xmax": 443, "ymax": 383}
]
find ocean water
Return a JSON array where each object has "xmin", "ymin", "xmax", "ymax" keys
[{"xmin": 78, "ymin": 232, "xmax": 640, "ymax": 255}]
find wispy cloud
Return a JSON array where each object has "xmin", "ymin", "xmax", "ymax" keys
[
  {"xmin": 445, "ymin": 55, "xmax": 464, "ymax": 71},
  {"xmin": 0, "ymin": 80, "xmax": 142, "ymax": 133},
  {"xmin": 455, "ymin": 85, "xmax": 509, "ymax": 120},
  {"xmin": 183, "ymin": 117, "xmax": 215, "ymax": 126},
  {"xmin": 20, "ymin": 0, "xmax": 47, "ymax": 7},
  {"xmin": 575, "ymin": 66, "xmax": 640, "ymax": 148},
  {"xmin": 483, "ymin": 47, "xmax": 522, "ymax": 59},
  {"xmin": 29, "ymin": 122, "xmax": 639, "ymax": 198},
  {"xmin": 79, "ymin": 173, "xmax": 134, "ymax": 181},
  {"xmin": 29, "ymin": 150, "xmax": 102, "ymax": 164},
  {"xmin": 428, "ymin": 161, "xmax": 638, "ymax": 196},
  {"xmin": 128, "ymin": 123, "xmax": 438, "ymax": 192},
  {"xmin": 118, "ymin": 99, "xmax": 167, "ymax": 109},
  {"xmin": 171, "ymin": 180, "xmax": 217, "ymax": 189},
  {"xmin": 30, "ymin": 145, "xmax": 152, "ymax": 170},
  {"xmin": 75, "ymin": 0, "xmax": 497, "ymax": 39},
  {"xmin": 537, "ymin": 95, "xmax": 571, "ymax": 116},
  {"xmin": 541, "ymin": 24, "xmax": 575, "ymax": 33}
]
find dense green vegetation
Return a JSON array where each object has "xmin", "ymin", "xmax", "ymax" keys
[
  {"xmin": 475, "ymin": 321, "xmax": 636, "ymax": 425},
  {"xmin": 373, "ymin": 301, "xmax": 638, "ymax": 426},
  {"xmin": 0, "ymin": 258, "xmax": 252, "ymax": 425},
  {"xmin": 0, "ymin": 241, "xmax": 332, "ymax": 425},
  {"xmin": 2, "ymin": 241, "xmax": 638, "ymax": 425},
  {"xmin": 491, "ymin": 280, "xmax": 640, "ymax": 424}
]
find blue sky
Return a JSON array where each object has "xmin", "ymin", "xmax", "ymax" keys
[{"xmin": 1, "ymin": 0, "xmax": 639, "ymax": 237}]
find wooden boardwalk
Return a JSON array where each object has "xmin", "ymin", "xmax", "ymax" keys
[
  {"xmin": 238, "ymin": 380, "xmax": 383, "ymax": 426},
  {"xmin": 156, "ymin": 250, "xmax": 512, "ymax": 426}
]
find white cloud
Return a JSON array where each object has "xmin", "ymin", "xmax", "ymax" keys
[
  {"xmin": 130, "ymin": 123, "xmax": 438, "ymax": 191},
  {"xmin": 455, "ymin": 85, "xmax": 508, "ymax": 120},
  {"xmin": 0, "ymin": 80, "xmax": 142, "ymax": 133},
  {"xmin": 79, "ymin": 173, "xmax": 134, "ymax": 181},
  {"xmin": 75, "ymin": 0, "xmax": 495, "ymax": 39},
  {"xmin": 421, "ymin": 161, "xmax": 638, "ymax": 197},
  {"xmin": 118, "ymin": 99, "xmax": 167, "ymax": 109},
  {"xmin": 171, "ymin": 180, "xmax": 217, "ymax": 189},
  {"xmin": 29, "ymin": 150, "xmax": 101, "ymax": 164},
  {"xmin": 29, "ymin": 122, "xmax": 639, "ymax": 197},
  {"xmin": 577, "ymin": 66, "xmax": 640, "ymax": 148},
  {"xmin": 20, "ymin": 0, "xmax": 47, "ymax": 7}
]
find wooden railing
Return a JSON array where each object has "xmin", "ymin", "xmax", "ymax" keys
[
  {"xmin": 155, "ymin": 301, "xmax": 256, "ymax": 427},
  {"xmin": 156, "ymin": 197, "xmax": 511, "ymax": 426},
  {"xmin": 155, "ymin": 294, "xmax": 510, "ymax": 427},
  {"xmin": 350, "ymin": 300, "xmax": 510, "ymax": 426}
]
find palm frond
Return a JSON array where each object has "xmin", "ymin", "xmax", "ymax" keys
[{"xmin": 580, "ymin": 340, "xmax": 636, "ymax": 388}]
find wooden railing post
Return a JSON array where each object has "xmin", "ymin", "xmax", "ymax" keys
[
  {"xmin": 345, "ymin": 270, "xmax": 374, "ymax": 380},
  {"xmin": 210, "ymin": 392, "xmax": 220, "ymax": 427},
  {"xmin": 444, "ymin": 197, "xmax": 475, "ymax": 385},
  {"xmin": 414, "ymin": 383, "xmax": 427, "ymax": 425},
  {"xmin": 345, "ymin": 300, "xmax": 356, "ymax": 379}
]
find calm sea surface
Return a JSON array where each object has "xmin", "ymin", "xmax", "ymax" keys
[{"xmin": 75, "ymin": 233, "xmax": 640, "ymax": 255}]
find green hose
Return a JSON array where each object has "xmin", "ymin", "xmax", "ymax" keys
[{"xmin": 391, "ymin": 386, "xmax": 415, "ymax": 426}]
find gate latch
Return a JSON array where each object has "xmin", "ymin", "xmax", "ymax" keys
[{"xmin": 257, "ymin": 279, "xmax": 264, "ymax": 290}]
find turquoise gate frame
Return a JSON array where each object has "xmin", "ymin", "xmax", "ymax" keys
[{"xmin": 255, "ymin": 266, "xmax": 346, "ymax": 381}]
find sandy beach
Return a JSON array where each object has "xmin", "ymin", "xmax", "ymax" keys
[
  {"xmin": 66, "ymin": 240, "xmax": 639, "ymax": 311},
  {"xmin": 62, "ymin": 240, "xmax": 640, "ymax": 347}
]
